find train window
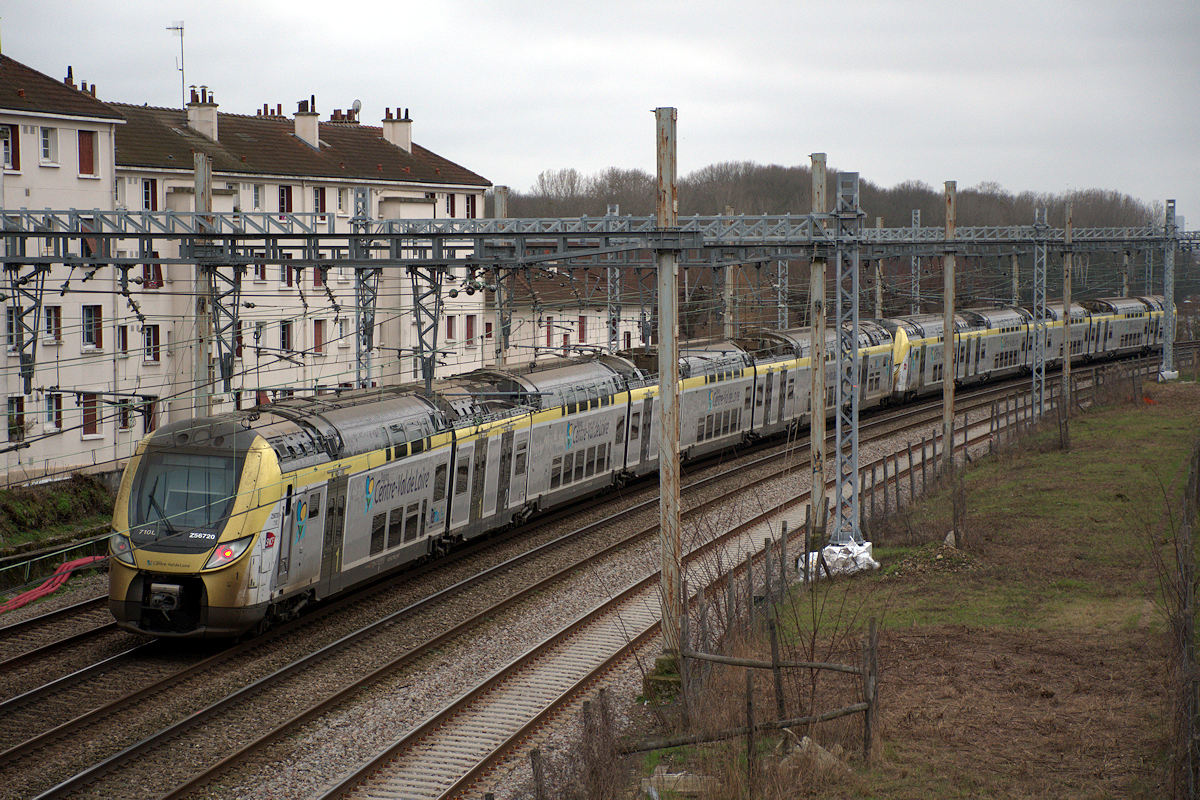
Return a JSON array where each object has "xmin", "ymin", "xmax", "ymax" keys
[
  {"xmin": 705, "ymin": 415, "xmax": 714, "ymax": 439},
  {"xmin": 456, "ymin": 463, "xmax": 470, "ymax": 494},
  {"xmin": 387, "ymin": 510, "xmax": 403, "ymax": 548},
  {"xmin": 585, "ymin": 446, "xmax": 597, "ymax": 477},
  {"xmin": 615, "ymin": 416, "xmax": 625, "ymax": 443},
  {"xmin": 308, "ymin": 494, "xmax": 320, "ymax": 518},
  {"xmin": 550, "ymin": 456, "xmax": 562, "ymax": 489},
  {"xmin": 696, "ymin": 419, "xmax": 704, "ymax": 441},
  {"xmin": 787, "ymin": 380, "xmax": 795, "ymax": 400},
  {"xmin": 630, "ymin": 412, "xmax": 641, "ymax": 439},
  {"xmin": 598, "ymin": 442, "xmax": 608, "ymax": 471},
  {"xmin": 514, "ymin": 444, "xmax": 527, "ymax": 476},
  {"xmin": 744, "ymin": 388, "xmax": 751, "ymax": 412},
  {"xmin": 370, "ymin": 513, "xmax": 386, "ymax": 555},
  {"xmin": 434, "ymin": 463, "xmax": 448, "ymax": 502},
  {"xmin": 404, "ymin": 503, "xmax": 420, "ymax": 542},
  {"xmin": 574, "ymin": 453, "xmax": 585, "ymax": 482}
]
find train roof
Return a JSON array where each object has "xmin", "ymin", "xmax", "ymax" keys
[
  {"xmin": 477, "ymin": 355, "xmax": 644, "ymax": 409},
  {"xmin": 618, "ymin": 340, "xmax": 752, "ymax": 379}
]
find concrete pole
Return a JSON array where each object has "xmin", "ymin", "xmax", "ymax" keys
[
  {"xmin": 723, "ymin": 205, "xmax": 735, "ymax": 340},
  {"xmin": 809, "ymin": 153, "xmax": 828, "ymax": 540},
  {"xmin": 910, "ymin": 209, "xmax": 920, "ymax": 314},
  {"xmin": 492, "ymin": 187, "xmax": 509, "ymax": 369},
  {"xmin": 942, "ymin": 181, "xmax": 956, "ymax": 474},
  {"xmin": 1161, "ymin": 199, "xmax": 1178, "ymax": 381},
  {"xmin": 1011, "ymin": 252, "xmax": 1019, "ymax": 306},
  {"xmin": 193, "ymin": 152, "xmax": 213, "ymax": 417},
  {"xmin": 655, "ymin": 107, "xmax": 682, "ymax": 658},
  {"xmin": 874, "ymin": 218, "xmax": 883, "ymax": 318},
  {"xmin": 1062, "ymin": 203, "xmax": 1073, "ymax": 413},
  {"xmin": 1121, "ymin": 251, "xmax": 1130, "ymax": 298}
]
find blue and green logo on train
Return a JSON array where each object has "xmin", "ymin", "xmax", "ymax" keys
[{"xmin": 365, "ymin": 476, "xmax": 375, "ymax": 513}]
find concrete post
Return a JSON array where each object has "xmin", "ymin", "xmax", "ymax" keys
[
  {"xmin": 942, "ymin": 181, "xmax": 956, "ymax": 474},
  {"xmin": 809, "ymin": 153, "xmax": 827, "ymax": 540},
  {"xmin": 1011, "ymin": 252, "xmax": 1019, "ymax": 305},
  {"xmin": 1161, "ymin": 199, "xmax": 1178, "ymax": 381},
  {"xmin": 655, "ymin": 107, "xmax": 683, "ymax": 658}
]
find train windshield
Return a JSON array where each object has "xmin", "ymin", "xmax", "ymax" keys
[{"xmin": 130, "ymin": 451, "xmax": 239, "ymax": 534}]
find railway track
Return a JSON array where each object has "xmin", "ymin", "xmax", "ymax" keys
[{"xmin": 2, "ymin": 348, "xmax": 1186, "ymax": 799}]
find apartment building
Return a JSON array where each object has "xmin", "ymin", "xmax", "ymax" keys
[{"xmin": 0, "ymin": 54, "xmax": 491, "ymax": 482}]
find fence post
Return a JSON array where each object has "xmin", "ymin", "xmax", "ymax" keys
[
  {"xmin": 725, "ymin": 566, "xmax": 735, "ymax": 633},
  {"xmin": 769, "ymin": 617, "xmax": 786, "ymax": 720},
  {"xmin": 882, "ymin": 455, "xmax": 891, "ymax": 517},
  {"xmin": 893, "ymin": 451, "xmax": 902, "ymax": 511},
  {"xmin": 907, "ymin": 440, "xmax": 917, "ymax": 502},
  {"xmin": 745, "ymin": 669, "xmax": 756, "ymax": 796},
  {"xmin": 680, "ymin": 580, "xmax": 692, "ymax": 726},
  {"xmin": 803, "ymin": 508, "xmax": 812, "ymax": 583},
  {"xmin": 745, "ymin": 551, "xmax": 755, "ymax": 626},
  {"xmin": 531, "ymin": 748, "xmax": 546, "ymax": 800},
  {"xmin": 922, "ymin": 434, "xmax": 930, "ymax": 486},
  {"xmin": 779, "ymin": 520, "xmax": 789, "ymax": 593},
  {"xmin": 962, "ymin": 412, "xmax": 971, "ymax": 464},
  {"xmin": 763, "ymin": 538, "xmax": 773, "ymax": 611}
]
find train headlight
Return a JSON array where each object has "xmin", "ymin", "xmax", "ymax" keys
[
  {"xmin": 203, "ymin": 535, "xmax": 253, "ymax": 570},
  {"xmin": 109, "ymin": 532, "xmax": 136, "ymax": 566}
]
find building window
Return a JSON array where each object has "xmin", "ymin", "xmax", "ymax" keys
[
  {"xmin": 313, "ymin": 187, "xmax": 326, "ymax": 213},
  {"xmin": 465, "ymin": 314, "xmax": 476, "ymax": 346},
  {"xmin": 81, "ymin": 393, "xmax": 99, "ymax": 435},
  {"xmin": 118, "ymin": 403, "xmax": 132, "ymax": 430},
  {"xmin": 314, "ymin": 319, "xmax": 325, "ymax": 354},
  {"xmin": 578, "ymin": 315, "xmax": 587, "ymax": 344},
  {"xmin": 465, "ymin": 195, "xmax": 477, "ymax": 219},
  {"xmin": 337, "ymin": 188, "xmax": 347, "ymax": 213},
  {"xmin": 143, "ymin": 397, "xmax": 158, "ymax": 433},
  {"xmin": 545, "ymin": 316, "xmax": 553, "ymax": 347},
  {"xmin": 142, "ymin": 179, "xmax": 158, "ymax": 211},
  {"xmin": 624, "ymin": 331, "xmax": 632, "ymax": 349},
  {"xmin": 45, "ymin": 393, "xmax": 62, "ymax": 430},
  {"xmin": 444, "ymin": 193, "xmax": 456, "ymax": 217},
  {"xmin": 40, "ymin": 127, "xmax": 58, "ymax": 163},
  {"xmin": 143, "ymin": 325, "xmax": 160, "ymax": 362},
  {"xmin": 1, "ymin": 124, "xmax": 19, "ymax": 169},
  {"xmin": 252, "ymin": 184, "xmax": 263, "ymax": 210},
  {"xmin": 485, "ymin": 321, "xmax": 493, "ymax": 340},
  {"xmin": 280, "ymin": 320, "xmax": 292, "ymax": 352},
  {"xmin": 44, "ymin": 306, "xmax": 62, "ymax": 342},
  {"xmin": 280, "ymin": 260, "xmax": 294, "ymax": 287},
  {"xmin": 562, "ymin": 333, "xmax": 570, "ymax": 354},
  {"xmin": 235, "ymin": 322, "xmax": 244, "ymax": 359},
  {"xmin": 7, "ymin": 397, "xmax": 24, "ymax": 442},
  {"xmin": 313, "ymin": 265, "xmax": 325, "ymax": 288},
  {"xmin": 278, "ymin": 185, "xmax": 293, "ymax": 213},
  {"xmin": 77, "ymin": 130, "xmax": 96, "ymax": 176},
  {"xmin": 254, "ymin": 259, "xmax": 268, "ymax": 281},
  {"xmin": 338, "ymin": 318, "xmax": 349, "ymax": 347},
  {"xmin": 117, "ymin": 324, "xmax": 128, "ymax": 354},
  {"xmin": 82, "ymin": 305, "xmax": 103, "ymax": 349},
  {"xmin": 445, "ymin": 315, "xmax": 456, "ymax": 341},
  {"xmin": 142, "ymin": 258, "xmax": 163, "ymax": 289}
]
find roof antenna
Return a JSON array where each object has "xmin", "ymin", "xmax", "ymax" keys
[{"xmin": 166, "ymin": 21, "xmax": 185, "ymax": 110}]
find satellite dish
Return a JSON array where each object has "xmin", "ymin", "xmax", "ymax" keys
[{"xmin": 351, "ymin": 99, "xmax": 362, "ymax": 119}]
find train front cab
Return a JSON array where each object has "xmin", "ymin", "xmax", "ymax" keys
[{"xmin": 109, "ymin": 421, "xmax": 277, "ymax": 638}]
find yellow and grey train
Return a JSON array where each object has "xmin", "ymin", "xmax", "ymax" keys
[{"xmin": 109, "ymin": 295, "xmax": 1166, "ymax": 637}]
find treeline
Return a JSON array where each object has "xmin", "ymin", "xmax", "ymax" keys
[{"xmin": 488, "ymin": 162, "xmax": 1160, "ymax": 229}]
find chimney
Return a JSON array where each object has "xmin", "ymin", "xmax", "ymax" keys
[
  {"xmin": 381, "ymin": 107, "xmax": 412, "ymax": 154},
  {"xmin": 294, "ymin": 97, "xmax": 319, "ymax": 148},
  {"xmin": 187, "ymin": 85, "xmax": 219, "ymax": 141},
  {"xmin": 64, "ymin": 66, "xmax": 75, "ymax": 87}
]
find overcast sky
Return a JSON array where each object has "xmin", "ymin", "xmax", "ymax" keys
[{"xmin": 5, "ymin": 0, "xmax": 1198, "ymax": 226}]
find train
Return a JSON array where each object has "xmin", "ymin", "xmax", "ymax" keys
[{"xmin": 108, "ymin": 295, "xmax": 1167, "ymax": 637}]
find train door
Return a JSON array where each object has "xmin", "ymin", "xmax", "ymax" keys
[
  {"xmin": 318, "ymin": 476, "xmax": 346, "ymax": 596},
  {"xmin": 494, "ymin": 430, "xmax": 513, "ymax": 518},
  {"xmin": 509, "ymin": 429, "xmax": 529, "ymax": 508},
  {"xmin": 762, "ymin": 370, "xmax": 774, "ymax": 425},
  {"xmin": 291, "ymin": 484, "xmax": 327, "ymax": 588},
  {"xmin": 777, "ymin": 368, "xmax": 789, "ymax": 425},
  {"xmin": 469, "ymin": 436, "xmax": 488, "ymax": 530},
  {"xmin": 450, "ymin": 440, "xmax": 474, "ymax": 530},
  {"xmin": 276, "ymin": 485, "xmax": 294, "ymax": 585}
]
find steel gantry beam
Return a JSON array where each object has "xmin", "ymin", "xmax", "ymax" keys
[
  {"xmin": 352, "ymin": 188, "xmax": 381, "ymax": 389},
  {"xmin": 910, "ymin": 209, "xmax": 921, "ymax": 314},
  {"xmin": 831, "ymin": 172, "xmax": 864, "ymax": 546},
  {"xmin": 1031, "ymin": 208, "xmax": 1049, "ymax": 419}
]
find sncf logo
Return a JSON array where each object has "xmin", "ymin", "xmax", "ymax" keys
[{"xmin": 296, "ymin": 499, "xmax": 308, "ymax": 540}]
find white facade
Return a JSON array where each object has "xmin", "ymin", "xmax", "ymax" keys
[{"xmin": 0, "ymin": 65, "xmax": 492, "ymax": 483}]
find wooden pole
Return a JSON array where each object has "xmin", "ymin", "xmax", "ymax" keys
[{"xmin": 769, "ymin": 617, "xmax": 786, "ymax": 720}]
